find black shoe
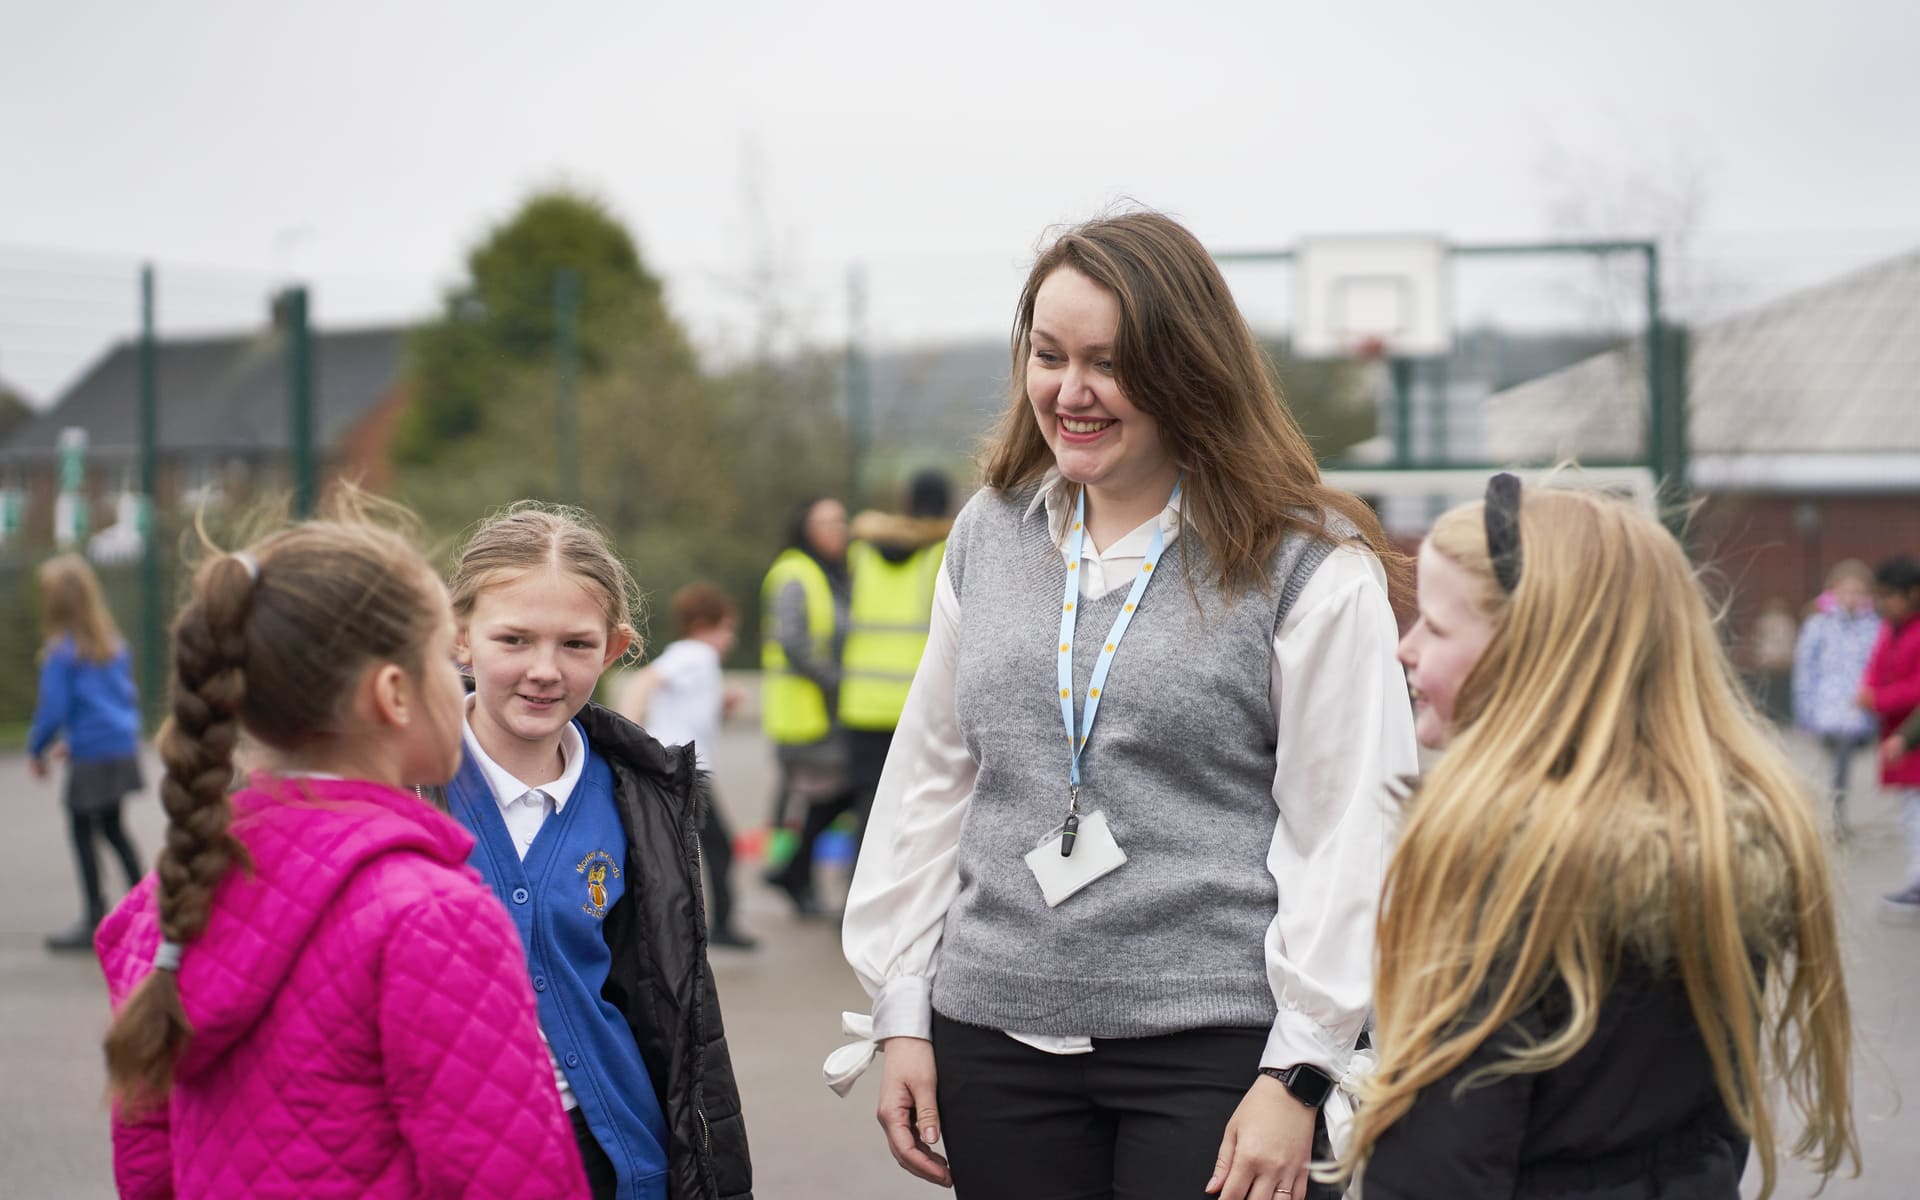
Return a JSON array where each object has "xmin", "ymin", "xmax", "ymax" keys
[
  {"xmin": 45, "ymin": 919, "xmax": 99, "ymax": 954},
  {"xmin": 766, "ymin": 872, "xmax": 825, "ymax": 917},
  {"xmin": 709, "ymin": 928, "xmax": 759, "ymax": 951}
]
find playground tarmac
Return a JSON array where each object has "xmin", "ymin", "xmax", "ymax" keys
[{"xmin": 2, "ymin": 712, "xmax": 1916, "ymax": 1198}]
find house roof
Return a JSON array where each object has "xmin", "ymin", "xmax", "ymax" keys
[
  {"xmin": 1485, "ymin": 247, "xmax": 1920, "ymax": 463},
  {"xmin": 2, "ymin": 325, "xmax": 408, "ymax": 460}
]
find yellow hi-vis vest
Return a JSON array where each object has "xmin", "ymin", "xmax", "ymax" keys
[
  {"xmin": 761, "ymin": 548, "xmax": 836, "ymax": 745},
  {"xmin": 838, "ymin": 538, "xmax": 945, "ymax": 732}
]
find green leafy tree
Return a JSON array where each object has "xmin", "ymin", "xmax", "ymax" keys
[
  {"xmin": 388, "ymin": 188, "xmax": 850, "ymax": 665},
  {"xmin": 392, "ymin": 189, "xmax": 690, "ymax": 465},
  {"xmin": 0, "ymin": 384, "xmax": 31, "ymax": 443},
  {"xmin": 1259, "ymin": 341, "xmax": 1376, "ymax": 463}
]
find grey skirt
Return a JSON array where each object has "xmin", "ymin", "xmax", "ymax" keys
[{"xmin": 65, "ymin": 756, "xmax": 144, "ymax": 817}]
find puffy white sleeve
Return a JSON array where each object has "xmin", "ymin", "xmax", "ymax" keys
[
  {"xmin": 827, "ymin": 559, "xmax": 976, "ymax": 1092},
  {"xmin": 1261, "ymin": 546, "xmax": 1415, "ymax": 1078}
]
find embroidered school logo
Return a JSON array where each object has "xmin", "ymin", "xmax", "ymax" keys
[{"xmin": 576, "ymin": 850, "xmax": 620, "ymax": 918}]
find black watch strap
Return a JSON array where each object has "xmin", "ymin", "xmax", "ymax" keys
[{"xmin": 1259, "ymin": 1063, "xmax": 1335, "ymax": 1109}]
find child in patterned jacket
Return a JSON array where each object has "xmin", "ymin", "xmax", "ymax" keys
[
  {"xmin": 95, "ymin": 511, "xmax": 587, "ymax": 1199},
  {"xmin": 1793, "ymin": 559, "xmax": 1882, "ymax": 832}
]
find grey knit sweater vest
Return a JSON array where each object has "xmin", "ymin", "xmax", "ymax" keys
[{"xmin": 931, "ymin": 482, "xmax": 1350, "ymax": 1038}]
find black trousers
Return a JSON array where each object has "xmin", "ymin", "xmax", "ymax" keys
[
  {"xmin": 1821, "ymin": 733, "xmax": 1869, "ymax": 813},
  {"xmin": 770, "ymin": 781, "xmax": 858, "ymax": 896},
  {"xmin": 933, "ymin": 1012, "xmax": 1340, "ymax": 1200},
  {"xmin": 845, "ymin": 727, "xmax": 894, "ymax": 846},
  {"xmin": 699, "ymin": 786, "xmax": 740, "ymax": 935},
  {"xmin": 68, "ymin": 806, "xmax": 141, "ymax": 922}
]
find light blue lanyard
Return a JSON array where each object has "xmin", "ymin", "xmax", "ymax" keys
[{"xmin": 1054, "ymin": 478, "xmax": 1179, "ymax": 855}]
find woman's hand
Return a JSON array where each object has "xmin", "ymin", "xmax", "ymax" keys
[
  {"xmin": 1206, "ymin": 1075, "xmax": 1317, "ymax": 1200},
  {"xmin": 876, "ymin": 1036, "xmax": 951, "ymax": 1188}
]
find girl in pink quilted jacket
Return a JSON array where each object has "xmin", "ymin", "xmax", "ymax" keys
[{"xmin": 95, "ymin": 513, "xmax": 590, "ymax": 1199}]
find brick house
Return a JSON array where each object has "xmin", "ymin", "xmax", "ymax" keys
[
  {"xmin": 0, "ymin": 324, "xmax": 412, "ymax": 545},
  {"xmin": 1482, "ymin": 247, "xmax": 1920, "ymax": 664}
]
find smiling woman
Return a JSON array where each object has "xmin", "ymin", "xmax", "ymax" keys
[{"xmin": 835, "ymin": 210, "xmax": 1419, "ymax": 1200}]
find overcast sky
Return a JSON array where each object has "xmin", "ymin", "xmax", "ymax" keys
[{"xmin": 4, "ymin": 0, "xmax": 1917, "ymax": 399}]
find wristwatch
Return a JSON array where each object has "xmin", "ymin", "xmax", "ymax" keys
[{"xmin": 1259, "ymin": 1063, "xmax": 1335, "ymax": 1109}]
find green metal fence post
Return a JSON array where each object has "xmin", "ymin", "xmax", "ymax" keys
[
  {"xmin": 845, "ymin": 263, "xmax": 871, "ymax": 504},
  {"xmin": 284, "ymin": 286, "xmax": 315, "ymax": 517},
  {"xmin": 1390, "ymin": 358, "xmax": 1415, "ymax": 467},
  {"xmin": 1644, "ymin": 244, "xmax": 1664, "ymax": 501},
  {"xmin": 138, "ymin": 265, "xmax": 162, "ymax": 724},
  {"xmin": 554, "ymin": 268, "xmax": 582, "ymax": 506}
]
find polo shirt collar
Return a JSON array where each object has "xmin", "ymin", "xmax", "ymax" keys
[{"xmin": 462, "ymin": 695, "xmax": 586, "ymax": 816}]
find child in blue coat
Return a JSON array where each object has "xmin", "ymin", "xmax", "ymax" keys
[{"xmin": 29, "ymin": 554, "xmax": 143, "ymax": 951}]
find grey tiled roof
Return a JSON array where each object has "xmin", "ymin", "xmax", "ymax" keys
[
  {"xmin": 2, "ymin": 325, "xmax": 408, "ymax": 459},
  {"xmin": 1485, "ymin": 247, "xmax": 1920, "ymax": 461}
]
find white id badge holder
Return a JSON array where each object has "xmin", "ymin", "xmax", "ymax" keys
[{"xmin": 1025, "ymin": 810, "xmax": 1128, "ymax": 907}]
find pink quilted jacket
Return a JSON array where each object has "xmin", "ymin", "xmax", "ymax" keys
[{"xmin": 96, "ymin": 775, "xmax": 589, "ymax": 1199}]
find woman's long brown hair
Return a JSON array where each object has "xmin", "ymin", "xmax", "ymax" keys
[{"xmin": 983, "ymin": 210, "xmax": 1404, "ymax": 598}]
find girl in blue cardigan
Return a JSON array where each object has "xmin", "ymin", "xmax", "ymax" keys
[
  {"xmin": 439, "ymin": 502, "xmax": 752, "ymax": 1200},
  {"xmin": 29, "ymin": 554, "xmax": 143, "ymax": 952}
]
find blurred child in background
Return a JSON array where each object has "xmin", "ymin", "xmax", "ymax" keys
[
  {"xmin": 30, "ymin": 553, "xmax": 143, "ymax": 952},
  {"xmin": 1860, "ymin": 554, "xmax": 1920, "ymax": 910},
  {"xmin": 1793, "ymin": 559, "xmax": 1881, "ymax": 833},
  {"xmin": 618, "ymin": 582, "xmax": 756, "ymax": 950}
]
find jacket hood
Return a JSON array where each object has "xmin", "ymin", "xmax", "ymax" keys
[
  {"xmin": 1599, "ymin": 786, "xmax": 1799, "ymax": 968},
  {"xmin": 851, "ymin": 511, "xmax": 952, "ymax": 562},
  {"xmin": 576, "ymin": 700, "xmax": 692, "ymax": 787},
  {"xmin": 95, "ymin": 776, "xmax": 478, "ymax": 1082}
]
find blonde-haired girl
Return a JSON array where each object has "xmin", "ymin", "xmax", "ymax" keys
[
  {"xmin": 440, "ymin": 502, "xmax": 751, "ymax": 1200},
  {"xmin": 1356, "ymin": 476, "xmax": 1857, "ymax": 1199},
  {"xmin": 30, "ymin": 553, "xmax": 144, "ymax": 951}
]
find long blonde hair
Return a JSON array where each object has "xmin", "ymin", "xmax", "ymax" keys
[
  {"xmin": 1348, "ymin": 487, "xmax": 1857, "ymax": 1195},
  {"xmin": 38, "ymin": 553, "xmax": 123, "ymax": 663},
  {"xmin": 982, "ymin": 211, "xmax": 1404, "ymax": 599}
]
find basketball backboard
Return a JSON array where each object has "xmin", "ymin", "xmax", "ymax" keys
[{"xmin": 1293, "ymin": 234, "xmax": 1452, "ymax": 359}]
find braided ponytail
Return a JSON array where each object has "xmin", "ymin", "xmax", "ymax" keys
[
  {"xmin": 101, "ymin": 502, "xmax": 443, "ymax": 1115},
  {"xmin": 103, "ymin": 554, "xmax": 258, "ymax": 1113}
]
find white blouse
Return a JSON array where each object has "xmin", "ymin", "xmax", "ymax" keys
[{"xmin": 828, "ymin": 477, "xmax": 1417, "ymax": 1102}]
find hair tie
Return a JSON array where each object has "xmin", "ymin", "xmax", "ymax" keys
[
  {"xmin": 1483, "ymin": 473, "xmax": 1524, "ymax": 594},
  {"xmin": 232, "ymin": 551, "xmax": 261, "ymax": 584},
  {"xmin": 152, "ymin": 940, "xmax": 184, "ymax": 972}
]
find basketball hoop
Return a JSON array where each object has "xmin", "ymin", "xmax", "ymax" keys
[{"xmin": 1293, "ymin": 235, "xmax": 1452, "ymax": 360}]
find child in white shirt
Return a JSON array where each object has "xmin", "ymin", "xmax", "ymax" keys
[{"xmin": 619, "ymin": 583, "xmax": 754, "ymax": 949}]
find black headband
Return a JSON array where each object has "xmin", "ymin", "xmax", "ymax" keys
[{"xmin": 1484, "ymin": 473, "xmax": 1524, "ymax": 594}]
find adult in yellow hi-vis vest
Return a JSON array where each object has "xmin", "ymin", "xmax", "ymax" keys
[
  {"xmin": 841, "ymin": 470, "xmax": 953, "ymax": 841},
  {"xmin": 761, "ymin": 496, "xmax": 852, "ymax": 917}
]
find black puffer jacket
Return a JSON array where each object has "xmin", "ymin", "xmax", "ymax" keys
[
  {"xmin": 1363, "ymin": 772, "xmax": 1811, "ymax": 1198},
  {"xmin": 576, "ymin": 703, "xmax": 752, "ymax": 1200},
  {"xmin": 433, "ymin": 703, "xmax": 752, "ymax": 1199},
  {"xmin": 1362, "ymin": 964, "xmax": 1748, "ymax": 1198},
  {"xmin": 1359, "ymin": 967, "xmax": 1751, "ymax": 1190}
]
